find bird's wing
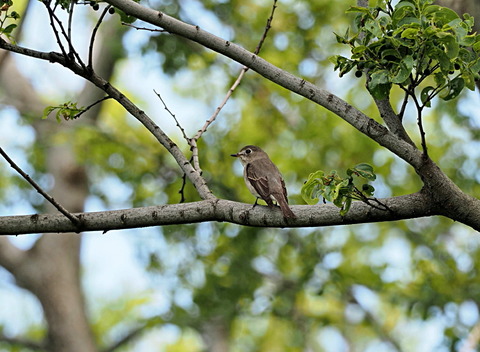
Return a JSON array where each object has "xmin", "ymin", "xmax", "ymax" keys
[{"xmin": 246, "ymin": 161, "xmax": 273, "ymax": 205}]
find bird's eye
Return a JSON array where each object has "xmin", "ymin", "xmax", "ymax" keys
[{"xmin": 245, "ymin": 149, "xmax": 251, "ymax": 154}]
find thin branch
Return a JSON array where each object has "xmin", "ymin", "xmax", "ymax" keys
[
  {"xmin": 73, "ymin": 96, "xmax": 112, "ymax": 119},
  {"xmin": 0, "ymin": 147, "xmax": 81, "ymax": 226},
  {"xmin": 189, "ymin": 0, "xmax": 278, "ymax": 174},
  {"xmin": 374, "ymin": 98, "xmax": 415, "ymax": 146},
  {"xmin": 252, "ymin": 0, "xmax": 277, "ymax": 56},
  {"xmin": 192, "ymin": 0, "xmax": 277, "ymax": 143},
  {"xmin": 179, "ymin": 172, "xmax": 187, "ymax": 203},
  {"xmin": 153, "ymin": 89, "xmax": 189, "ymax": 142},
  {"xmin": 192, "ymin": 68, "xmax": 247, "ymax": 143},
  {"xmin": 88, "ymin": 4, "xmax": 113, "ymax": 68},
  {"xmin": 42, "ymin": 0, "xmax": 68, "ymax": 58},
  {"xmin": 351, "ymin": 188, "xmax": 392, "ymax": 212},
  {"xmin": 409, "ymin": 91, "xmax": 428, "ymax": 157},
  {"xmin": 42, "ymin": 0, "xmax": 85, "ymax": 67},
  {"xmin": 398, "ymin": 91, "xmax": 409, "ymax": 120},
  {"xmin": 67, "ymin": 0, "xmax": 75, "ymax": 54}
]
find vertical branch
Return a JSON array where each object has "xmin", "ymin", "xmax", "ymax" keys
[
  {"xmin": 88, "ymin": 4, "xmax": 112, "ymax": 68},
  {"xmin": 67, "ymin": 0, "xmax": 75, "ymax": 54},
  {"xmin": 41, "ymin": 0, "xmax": 85, "ymax": 67},
  {"xmin": 42, "ymin": 0, "xmax": 69, "ymax": 58}
]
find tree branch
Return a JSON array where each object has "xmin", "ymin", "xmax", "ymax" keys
[
  {"xmin": 0, "ymin": 147, "xmax": 81, "ymax": 226},
  {"xmin": 103, "ymin": 0, "xmax": 426, "ymax": 171},
  {"xmin": 0, "ymin": 192, "xmax": 446, "ymax": 235},
  {"xmin": 374, "ymin": 98, "xmax": 416, "ymax": 147},
  {"xmin": 0, "ymin": 38, "xmax": 214, "ymax": 201}
]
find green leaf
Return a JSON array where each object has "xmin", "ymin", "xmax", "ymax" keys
[
  {"xmin": 434, "ymin": 72, "xmax": 446, "ymax": 87},
  {"xmin": 401, "ymin": 27, "xmax": 419, "ymax": 39},
  {"xmin": 362, "ymin": 184, "xmax": 375, "ymax": 197},
  {"xmin": 370, "ymin": 69, "xmax": 389, "ymax": 86},
  {"xmin": 441, "ymin": 76, "xmax": 465, "ymax": 101},
  {"xmin": 420, "ymin": 86, "xmax": 435, "ymax": 107},
  {"xmin": 340, "ymin": 197, "xmax": 352, "ymax": 216},
  {"xmin": 353, "ymin": 163, "xmax": 376, "ymax": 181},
  {"xmin": 301, "ymin": 170, "xmax": 324, "ymax": 205},
  {"xmin": 2, "ymin": 23, "xmax": 16, "ymax": 35},
  {"xmin": 437, "ymin": 34, "xmax": 459, "ymax": 59},
  {"xmin": 42, "ymin": 106, "xmax": 56, "ymax": 119},
  {"xmin": 427, "ymin": 6, "xmax": 459, "ymax": 26},
  {"xmin": 431, "ymin": 48, "xmax": 452, "ymax": 73},
  {"xmin": 391, "ymin": 55, "xmax": 413, "ymax": 84},
  {"xmin": 462, "ymin": 70, "xmax": 475, "ymax": 91}
]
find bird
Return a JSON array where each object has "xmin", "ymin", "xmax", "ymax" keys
[{"xmin": 231, "ymin": 145, "xmax": 296, "ymax": 219}]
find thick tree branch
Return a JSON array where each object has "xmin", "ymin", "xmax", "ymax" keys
[{"xmin": 0, "ymin": 193, "xmax": 442, "ymax": 235}]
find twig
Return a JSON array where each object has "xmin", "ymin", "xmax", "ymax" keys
[
  {"xmin": 190, "ymin": 0, "xmax": 278, "ymax": 164},
  {"xmin": 88, "ymin": 5, "xmax": 113, "ymax": 68},
  {"xmin": 42, "ymin": 0, "xmax": 68, "ymax": 58},
  {"xmin": 42, "ymin": 0, "xmax": 85, "ymax": 67},
  {"xmin": 153, "ymin": 90, "xmax": 195, "ymax": 194},
  {"xmin": 399, "ymin": 84, "xmax": 429, "ymax": 157},
  {"xmin": 153, "ymin": 89, "xmax": 189, "ymax": 142},
  {"xmin": 398, "ymin": 91, "xmax": 408, "ymax": 120},
  {"xmin": 179, "ymin": 171, "xmax": 187, "ymax": 203},
  {"xmin": 411, "ymin": 94, "xmax": 428, "ymax": 157},
  {"xmin": 73, "ymin": 96, "xmax": 112, "ymax": 119},
  {"xmin": 0, "ymin": 147, "xmax": 81, "ymax": 226},
  {"xmin": 67, "ymin": 0, "xmax": 75, "ymax": 54},
  {"xmin": 192, "ymin": 68, "xmax": 247, "ymax": 143}
]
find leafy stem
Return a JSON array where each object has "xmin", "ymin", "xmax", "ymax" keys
[{"xmin": 301, "ymin": 163, "xmax": 377, "ymax": 216}]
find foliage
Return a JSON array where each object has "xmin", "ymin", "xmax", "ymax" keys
[
  {"xmin": 0, "ymin": 0, "xmax": 19, "ymax": 42},
  {"xmin": 301, "ymin": 164, "xmax": 376, "ymax": 215},
  {"xmin": 331, "ymin": 0, "xmax": 480, "ymax": 104},
  {"xmin": 42, "ymin": 101, "xmax": 85, "ymax": 122}
]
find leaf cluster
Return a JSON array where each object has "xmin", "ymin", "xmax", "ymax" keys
[
  {"xmin": 301, "ymin": 163, "xmax": 376, "ymax": 215},
  {"xmin": 0, "ymin": 0, "xmax": 19, "ymax": 42},
  {"xmin": 42, "ymin": 101, "xmax": 85, "ymax": 122},
  {"xmin": 331, "ymin": 0, "xmax": 480, "ymax": 103}
]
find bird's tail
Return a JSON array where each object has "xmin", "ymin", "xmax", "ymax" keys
[{"xmin": 275, "ymin": 196, "xmax": 296, "ymax": 219}]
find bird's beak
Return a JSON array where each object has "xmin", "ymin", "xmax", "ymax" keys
[{"xmin": 231, "ymin": 153, "xmax": 238, "ymax": 157}]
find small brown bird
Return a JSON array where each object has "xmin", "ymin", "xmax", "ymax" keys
[{"xmin": 231, "ymin": 145, "xmax": 296, "ymax": 219}]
